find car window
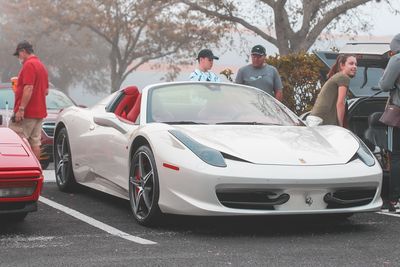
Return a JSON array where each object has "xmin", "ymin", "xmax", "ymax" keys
[
  {"xmin": 315, "ymin": 51, "xmax": 389, "ymax": 97},
  {"xmin": 46, "ymin": 90, "xmax": 75, "ymax": 110},
  {"xmin": 0, "ymin": 88, "xmax": 15, "ymax": 109},
  {"xmin": 147, "ymin": 83, "xmax": 302, "ymax": 126},
  {"xmin": 0, "ymin": 88, "xmax": 74, "ymax": 110}
]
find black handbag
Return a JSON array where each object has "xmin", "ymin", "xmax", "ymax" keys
[{"xmin": 379, "ymin": 94, "xmax": 400, "ymax": 127}]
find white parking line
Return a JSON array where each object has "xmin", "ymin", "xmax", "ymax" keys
[
  {"xmin": 39, "ymin": 196, "xmax": 157, "ymax": 245},
  {"xmin": 376, "ymin": 211, "xmax": 400, "ymax": 218},
  {"xmin": 43, "ymin": 169, "xmax": 56, "ymax": 182}
]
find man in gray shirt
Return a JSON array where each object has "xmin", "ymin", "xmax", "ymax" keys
[
  {"xmin": 235, "ymin": 45, "xmax": 283, "ymax": 101},
  {"xmin": 379, "ymin": 33, "xmax": 400, "ymax": 210}
]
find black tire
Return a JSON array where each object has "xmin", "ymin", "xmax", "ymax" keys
[
  {"xmin": 40, "ymin": 159, "xmax": 50, "ymax": 170},
  {"xmin": 54, "ymin": 128, "xmax": 77, "ymax": 192},
  {"xmin": 129, "ymin": 145, "xmax": 161, "ymax": 226}
]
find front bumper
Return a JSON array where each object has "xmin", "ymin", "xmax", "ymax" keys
[
  {"xmin": 157, "ymin": 158, "xmax": 383, "ymax": 216},
  {"xmin": 0, "ymin": 169, "xmax": 44, "ymax": 215}
]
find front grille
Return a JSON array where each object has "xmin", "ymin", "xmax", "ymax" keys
[
  {"xmin": 42, "ymin": 122, "xmax": 55, "ymax": 137},
  {"xmin": 324, "ymin": 188, "xmax": 377, "ymax": 208},
  {"xmin": 216, "ymin": 189, "xmax": 289, "ymax": 210}
]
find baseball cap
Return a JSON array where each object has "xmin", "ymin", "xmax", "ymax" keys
[
  {"xmin": 197, "ymin": 49, "xmax": 219, "ymax": 60},
  {"xmin": 251, "ymin": 45, "xmax": 266, "ymax": 56},
  {"xmin": 13, "ymin": 40, "xmax": 33, "ymax": 56}
]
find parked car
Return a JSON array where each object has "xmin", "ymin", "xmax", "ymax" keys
[
  {"xmin": 0, "ymin": 82, "xmax": 76, "ymax": 169},
  {"xmin": 0, "ymin": 127, "xmax": 44, "ymax": 221},
  {"xmin": 302, "ymin": 42, "xmax": 392, "ymax": 197},
  {"xmin": 54, "ymin": 82, "xmax": 382, "ymax": 226}
]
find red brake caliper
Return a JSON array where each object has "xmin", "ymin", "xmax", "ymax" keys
[{"xmin": 135, "ymin": 166, "xmax": 140, "ymax": 194}]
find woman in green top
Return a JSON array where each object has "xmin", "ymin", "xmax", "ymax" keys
[{"xmin": 307, "ymin": 54, "xmax": 357, "ymax": 127}]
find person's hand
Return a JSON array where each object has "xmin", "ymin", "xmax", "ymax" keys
[{"xmin": 15, "ymin": 107, "xmax": 24, "ymax": 122}]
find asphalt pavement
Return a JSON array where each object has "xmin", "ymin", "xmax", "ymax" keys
[{"xmin": 1, "ymin": 166, "xmax": 400, "ymax": 266}]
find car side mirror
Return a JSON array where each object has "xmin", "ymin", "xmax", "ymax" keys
[{"xmin": 93, "ymin": 113, "xmax": 128, "ymax": 134}]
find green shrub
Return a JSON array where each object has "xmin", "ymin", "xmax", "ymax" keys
[{"xmin": 266, "ymin": 52, "xmax": 325, "ymax": 115}]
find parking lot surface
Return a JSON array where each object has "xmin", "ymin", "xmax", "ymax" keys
[{"xmin": 1, "ymin": 169, "xmax": 400, "ymax": 266}]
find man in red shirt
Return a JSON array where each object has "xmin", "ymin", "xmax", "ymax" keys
[{"xmin": 9, "ymin": 40, "xmax": 48, "ymax": 159}]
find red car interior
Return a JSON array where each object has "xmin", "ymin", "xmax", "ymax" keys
[{"xmin": 114, "ymin": 86, "xmax": 141, "ymax": 123}]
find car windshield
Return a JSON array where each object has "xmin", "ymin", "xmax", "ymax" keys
[
  {"xmin": 147, "ymin": 83, "xmax": 302, "ymax": 126},
  {"xmin": 0, "ymin": 87, "xmax": 74, "ymax": 110},
  {"xmin": 47, "ymin": 90, "xmax": 75, "ymax": 110}
]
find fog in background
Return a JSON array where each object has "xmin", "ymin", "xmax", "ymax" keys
[{"xmin": 6, "ymin": 4, "xmax": 399, "ymax": 107}]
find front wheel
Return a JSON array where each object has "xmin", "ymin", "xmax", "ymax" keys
[
  {"xmin": 129, "ymin": 145, "xmax": 161, "ymax": 226},
  {"xmin": 54, "ymin": 128, "xmax": 77, "ymax": 192}
]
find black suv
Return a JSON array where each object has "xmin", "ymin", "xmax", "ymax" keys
[{"xmin": 304, "ymin": 42, "xmax": 394, "ymax": 198}]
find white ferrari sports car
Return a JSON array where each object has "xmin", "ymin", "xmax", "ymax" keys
[{"xmin": 54, "ymin": 82, "xmax": 382, "ymax": 225}]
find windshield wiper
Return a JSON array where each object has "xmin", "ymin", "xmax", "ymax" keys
[
  {"xmin": 160, "ymin": 121, "xmax": 207, "ymax": 125},
  {"xmin": 215, "ymin": 122, "xmax": 281, "ymax": 125}
]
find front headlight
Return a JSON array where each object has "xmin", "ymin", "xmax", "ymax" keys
[
  {"xmin": 169, "ymin": 130, "xmax": 227, "ymax": 167},
  {"xmin": 350, "ymin": 136, "xmax": 375, "ymax": 167}
]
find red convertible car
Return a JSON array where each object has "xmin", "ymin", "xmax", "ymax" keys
[{"xmin": 0, "ymin": 127, "xmax": 43, "ymax": 221}]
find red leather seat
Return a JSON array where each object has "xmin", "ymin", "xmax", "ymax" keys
[
  {"xmin": 114, "ymin": 86, "xmax": 139, "ymax": 118},
  {"xmin": 127, "ymin": 94, "xmax": 141, "ymax": 123}
]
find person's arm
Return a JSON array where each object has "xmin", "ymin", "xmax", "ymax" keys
[
  {"xmin": 273, "ymin": 67, "xmax": 284, "ymax": 101},
  {"xmin": 336, "ymin": 85, "xmax": 347, "ymax": 127},
  {"xmin": 15, "ymin": 84, "xmax": 33, "ymax": 122},
  {"xmin": 235, "ymin": 68, "xmax": 243, "ymax": 84},
  {"xmin": 213, "ymin": 72, "xmax": 221, "ymax": 82},
  {"xmin": 379, "ymin": 56, "xmax": 400, "ymax": 91},
  {"xmin": 189, "ymin": 70, "xmax": 199, "ymax": 81},
  {"xmin": 275, "ymin": 90, "xmax": 283, "ymax": 101}
]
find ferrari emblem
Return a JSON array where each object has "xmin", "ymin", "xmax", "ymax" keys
[
  {"xmin": 299, "ymin": 158, "xmax": 306, "ymax": 164},
  {"xmin": 305, "ymin": 196, "xmax": 313, "ymax": 206}
]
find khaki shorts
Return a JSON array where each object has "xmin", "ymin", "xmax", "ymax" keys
[{"xmin": 9, "ymin": 118, "xmax": 43, "ymax": 147}]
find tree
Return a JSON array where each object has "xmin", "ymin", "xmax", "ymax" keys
[
  {"xmin": 180, "ymin": 0, "xmax": 399, "ymax": 55},
  {"xmin": 11, "ymin": 0, "xmax": 229, "ymax": 93},
  {"xmin": 0, "ymin": 2, "xmax": 110, "ymax": 94}
]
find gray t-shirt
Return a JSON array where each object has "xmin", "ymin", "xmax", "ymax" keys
[
  {"xmin": 235, "ymin": 64, "xmax": 283, "ymax": 96},
  {"xmin": 379, "ymin": 53, "xmax": 400, "ymax": 106}
]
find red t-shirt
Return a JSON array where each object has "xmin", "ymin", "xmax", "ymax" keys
[{"xmin": 14, "ymin": 56, "xmax": 48, "ymax": 118}]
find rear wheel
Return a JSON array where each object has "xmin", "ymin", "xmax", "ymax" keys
[
  {"xmin": 129, "ymin": 145, "xmax": 161, "ymax": 226},
  {"xmin": 54, "ymin": 128, "xmax": 77, "ymax": 192}
]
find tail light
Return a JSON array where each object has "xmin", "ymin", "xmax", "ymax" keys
[{"xmin": 0, "ymin": 181, "xmax": 37, "ymax": 198}]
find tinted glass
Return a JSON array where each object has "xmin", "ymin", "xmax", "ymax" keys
[
  {"xmin": 147, "ymin": 83, "xmax": 302, "ymax": 126},
  {"xmin": 315, "ymin": 51, "xmax": 389, "ymax": 97},
  {"xmin": 47, "ymin": 90, "xmax": 75, "ymax": 110},
  {"xmin": 0, "ymin": 87, "xmax": 15, "ymax": 109},
  {"xmin": 0, "ymin": 88, "xmax": 74, "ymax": 110}
]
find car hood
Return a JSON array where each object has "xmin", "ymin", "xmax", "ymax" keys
[
  {"xmin": 172, "ymin": 125, "xmax": 360, "ymax": 166},
  {"xmin": 0, "ymin": 129, "xmax": 41, "ymax": 171}
]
